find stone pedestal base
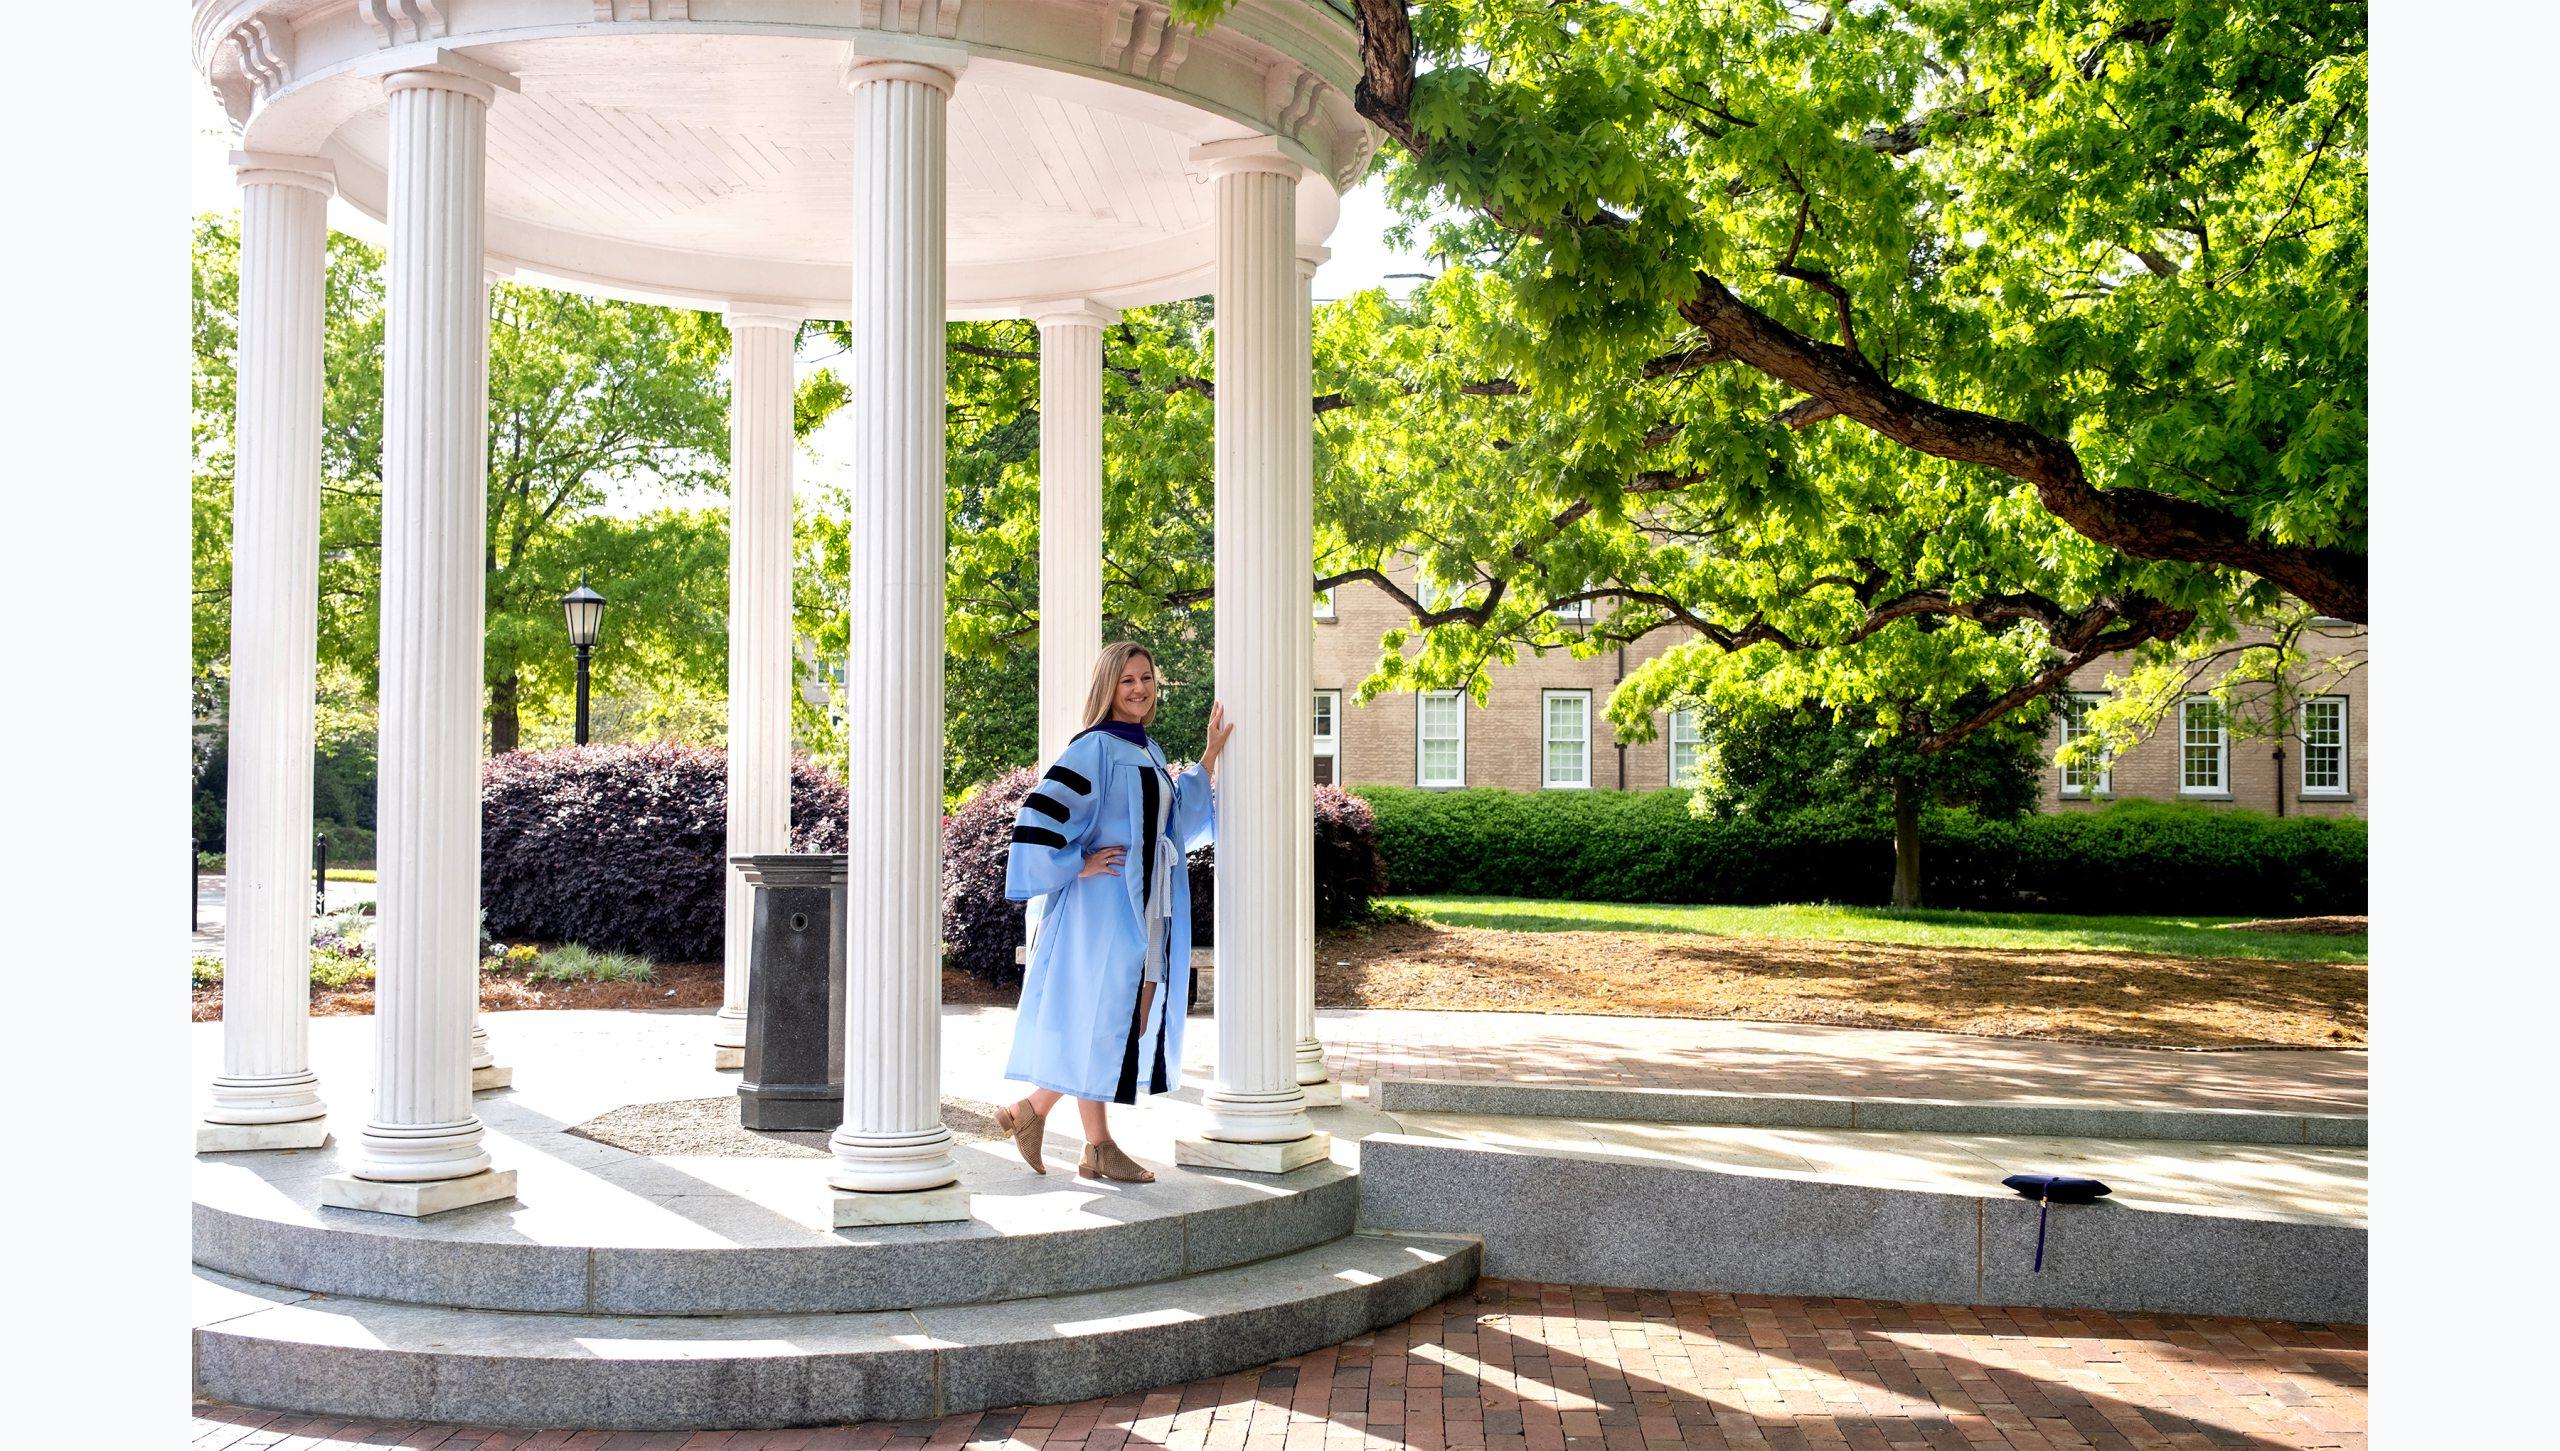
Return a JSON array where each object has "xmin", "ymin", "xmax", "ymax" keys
[
  {"xmin": 829, "ymin": 1184, "xmax": 971, "ymax": 1228},
  {"xmin": 196, "ymin": 1118, "xmax": 331, "ymax": 1154},
  {"xmin": 713, "ymin": 1045, "xmax": 745, "ymax": 1071},
  {"xmin": 317, "ymin": 1168, "xmax": 518, "ymax": 1218},
  {"xmin": 1296, "ymin": 1079, "xmax": 1343, "ymax": 1109},
  {"xmin": 1175, "ymin": 1131, "xmax": 1333, "ymax": 1175},
  {"xmin": 471, "ymin": 1064, "xmax": 513, "ymax": 1092}
]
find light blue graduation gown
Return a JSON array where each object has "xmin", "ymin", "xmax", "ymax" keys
[{"xmin": 1003, "ymin": 727, "xmax": 1216, "ymax": 1103}]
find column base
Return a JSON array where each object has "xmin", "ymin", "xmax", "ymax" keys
[
  {"xmin": 317, "ymin": 1168, "xmax": 518, "ymax": 1218},
  {"xmin": 829, "ymin": 1184, "xmax": 972, "ymax": 1228},
  {"xmin": 471, "ymin": 1064, "xmax": 513, "ymax": 1092},
  {"xmin": 196, "ymin": 1118, "xmax": 331, "ymax": 1154},
  {"xmin": 713, "ymin": 1045, "xmax": 745, "ymax": 1071},
  {"xmin": 1175, "ymin": 1131, "xmax": 1333, "ymax": 1175},
  {"xmin": 1296, "ymin": 1079, "xmax": 1343, "ymax": 1109}
]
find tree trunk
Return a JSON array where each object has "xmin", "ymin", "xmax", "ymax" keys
[
  {"xmin": 1890, "ymin": 774, "xmax": 1923, "ymax": 910},
  {"xmin": 490, "ymin": 674, "xmax": 520, "ymax": 755}
]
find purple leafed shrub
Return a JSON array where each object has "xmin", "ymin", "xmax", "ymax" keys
[
  {"xmin": 480, "ymin": 744, "xmax": 848, "ymax": 963},
  {"xmin": 941, "ymin": 773, "xmax": 1390, "ymax": 984},
  {"xmin": 942, "ymin": 768, "xmax": 1037, "ymax": 987}
]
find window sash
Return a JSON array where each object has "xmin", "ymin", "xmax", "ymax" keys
[
  {"xmin": 2180, "ymin": 698, "xmax": 2226, "ymax": 792},
  {"xmin": 1312, "ymin": 691, "xmax": 1339, "ymax": 757},
  {"xmin": 2301, "ymin": 697, "xmax": 2347, "ymax": 794},
  {"xmin": 1313, "ymin": 587, "xmax": 1336, "ymax": 620},
  {"xmin": 2059, "ymin": 692, "xmax": 2110, "ymax": 795},
  {"xmin": 1417, "ymin": 691, "xmax": 1464, "ymax": 787},
  {"xmin": 1669, "ymin": 708, "xmax": 1702, "ymax": 787},
  {"xmin": 1543, "ymin": 691, "xmax": 1590, "ymax": 789}
]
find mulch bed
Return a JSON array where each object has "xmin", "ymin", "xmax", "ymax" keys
[
  {"xmin": 1310, "ymin": 918, "xmax": 2366, "ymax": 1050},
  {"xmin": 566, "ymin": 1094, "xmax": 1010, "ymax": 1158},
  {"xmin": 2215, "ymin": 914, "xmax": 2368, "ymax": 936}
]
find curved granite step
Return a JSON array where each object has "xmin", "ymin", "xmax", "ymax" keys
[
  {"xmin": 193, "ymin": 1155, "xmax": 1359, "ymax": 1315},
  {"xmin": 194, "ymin": 1230, "xmax": 1480, "ymax": 1430}
]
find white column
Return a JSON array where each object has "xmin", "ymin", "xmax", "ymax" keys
[
  {"xmin": 1033, "ymin": 301, "xmax": 1115, "ymax": 765},
  {"xmin": 1289, "ymin": 246, "xmax": 1337, "ymax": 1106},
  {"xmin": 829, "ymin": 50, "xmax": 968, "ymax": 1225},
  {"xmin": 467, "ymin": 261, "xmax": 509, "ymax": 1094},
  {"xmin": 198, "ymin": 154, "xmax": 336, "ymax": 1154},
  {"xmin": 1179, "ymin": 138, "xmax": 1328, "ymax": 1173},
  {"xmin": 321, "ymin": 54, "xmax": 519, "ymax": 1217},
  {"xmin": 717, "ymin": 307, "xmax": 802, "ymax": 1070}
]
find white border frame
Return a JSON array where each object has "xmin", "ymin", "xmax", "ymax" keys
[
  {"xmin": 1313, "ymin": 687, "xmax": 1342, "ymax": 785},
  {"xmin": 2059, "ymin": 690, "xmax": 2113, "ymax": 797},
  {"xmin": 1668, "ymin": 707, "xmax": 1703, "ymax": 787}
]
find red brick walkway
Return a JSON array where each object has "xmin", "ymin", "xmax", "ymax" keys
[{"xmin": 189, "ymin": 1280, "xmax": 2365, "ymax": 1450}]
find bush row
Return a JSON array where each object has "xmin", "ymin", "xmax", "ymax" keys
[{"xmin": 1353, "ymin": 788, "xmax": 2366, "ymax": 917}]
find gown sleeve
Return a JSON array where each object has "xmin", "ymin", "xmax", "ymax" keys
[
  {"xmin": 1005, "ymin": 732, "xmax": 1110, "ymax": 901},
  {"xmin": 1171, "ymin": 762, "xmax": 1216, "ymax": 853}
]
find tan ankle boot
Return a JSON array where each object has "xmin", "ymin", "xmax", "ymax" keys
[
  {"xmin": 993, "ymin": 1098, "xmax": 1046, "ymax": 1175},
  {"xmin": 1078, "ymin": 1139, "xmax": 1155, "ymax": 1183}
]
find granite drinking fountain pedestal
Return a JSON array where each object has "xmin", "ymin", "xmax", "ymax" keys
[{"xmin": 732, "ymin": 854, "xmax": 847, "ymax": 1133}]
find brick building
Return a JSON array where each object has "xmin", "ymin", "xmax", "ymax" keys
[{"xmin": 1312, "ymin": 566, "xmax": 2369, "ymax": 817}]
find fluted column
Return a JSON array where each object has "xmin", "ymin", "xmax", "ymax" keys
[
  {"xmin": 1289, "ymin": 246, "xmax": 1337, "ymax": 1106},
  {"xmin": 321, "ymin": 54, "xmax": 519, "ymax": 1217},
  {"xmin": 198, "ymin": 153, "xmax": 336, "ymax": 1154},
  {"xmin": 1179, "ymin": 138, "xmax": 1327, "ymax": 1172},
  {"xmin": 467, "ymin": 261, "xmax": 509, "ymax": 1094},
  {"xmin": 1033, "ymin": 301, "xmax": 1115, "ymax": 765},
  {"xmin": 829, "ymin": 50, "xmax": 968, "ymax": 1224},
  {"xmin": 718, "ymin": 307, "xmax": 802, "ymax": 1071}
]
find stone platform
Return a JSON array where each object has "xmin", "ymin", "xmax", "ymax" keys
[{"xmin": 193, "ymin": 1007, "xmax": 2366, "ymax": 1429}]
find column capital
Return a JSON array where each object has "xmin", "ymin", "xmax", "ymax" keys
[
  {"xmin": 232, "ymin": 151, "xmax": 336, "ymax": 197},
  {"xmin": 723, "ymin": 305, "xmax": 805, "ymax": 334},
  {"xmin": 368, "ymin": 45, "xmax": 519, "ymax": 103},
  {"xmin": 1295, "ymin": 244, "xmax": 1331, "ymax": 279},
  {"xmin": 840, "ymin": 35, "xmax": 967, "ymax": 96},
  {"xmin": 1028, "ymin": 299, "xmax": 1122, "ymax": 330},
  {"xmin": 1187, "ymin": 135, "xmax": 1308, "ymax": 182}
]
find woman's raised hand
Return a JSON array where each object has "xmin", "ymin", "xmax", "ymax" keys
[
  {"xmin": 1202, "ymin": 702, "xmax": 1235, "ymax": 778},
  {"xmin": 1079, "ymin": 846, "xmax": 1126, "ymax": 879}
]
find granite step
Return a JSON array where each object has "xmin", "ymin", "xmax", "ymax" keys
[
  {"xmin": 1373, "ymin": 1077, "xmax": 2367, "ymax": 1146},
  {"xmin": 1360, "ymin": 1113, "xmax": 2363, "ymax": 1323},
  {"xmin": 193, "ymin": 1155, "xmax": 1361, "ymax": 1315},
  {"xmin": 193, "ymin": 1229, "xmax": 1481, "ymax": 1430}
]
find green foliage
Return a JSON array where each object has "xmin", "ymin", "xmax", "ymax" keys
[
  {"xmin": 1699, "ymin": 695, "xmax": 2046, "ymax": 822},
  {"xmin": 527, "ymin": 943, "xmax": 656, "ymax": 984},
  {"xmin": 191, "ymin": 956, "xmax": 225, "ymax": 989},
  {"xmin": 1355, "ymin": 787, "xmax": 2363, "ymax": 916}
]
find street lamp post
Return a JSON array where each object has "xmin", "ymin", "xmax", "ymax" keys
[{"xmin": 561, "ymin": 574, "xmax": 607, "ymax": 746}]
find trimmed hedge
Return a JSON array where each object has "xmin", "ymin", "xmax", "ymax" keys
[
  {"xmin": 1185, "ymin": 785, "xmax": 1390, "ymax": 948},
  {"xmin": 481, "ymin": 745, "xmax": 848, "ymax": 962},
  {"xmin": 1353, "ymin": 787, "xmax": 2365, "ymax": 917}
]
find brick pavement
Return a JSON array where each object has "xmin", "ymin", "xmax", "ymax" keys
[
  {"xmin": 1306, "ymin": 1009, "xmax": 2368, "ymax": 1118},
  {"xmin": 188, "ymin": 1280, "xmax": 2365, "ymax": 1450}
]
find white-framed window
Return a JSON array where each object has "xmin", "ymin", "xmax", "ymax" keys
[
  {"xmin": 1668, "ymin": 708, "xmax": 1704, "ymax": 787},
  {"xmin": 1416, "ymin": 690, "xmax": 1466, "ymax": 787},
  {"xmin": 1542, "ymin": 690, "xmax": 1591, "ymax": 789},
  {"xmin": 1312, "ymin": 690, "xmax": 1341, "ymax": 786},
  {"xmin": 1313, "ymin": 587, "xmax": 1336, "ymax": 621},
  {"xmin": 2059, "ymin": 691, "xmax": 2111, "ymax": 796},
  {"xmin": 2300, "ymin": 696, "xmax": 2348, "ymax": 796},
  {"xmin": 1417, "ymin": 576, "xmax": 1468, "ymax": 614},
  {"xmin": 1551, "ymin": 596, "xmax": 1593, "ymax": 623},
  {"xmin": 2179, "ymin": 697, "xmax": 2227, "ymax": 794}
]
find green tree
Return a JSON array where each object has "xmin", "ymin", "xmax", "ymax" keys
[{"xmin": 1182, "ymin": 0, "xmax": 2365, "ymax": 620}]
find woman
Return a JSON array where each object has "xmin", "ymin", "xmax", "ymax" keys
[{"xmin": 995, "ymin": 642, "xmax": 1232, "ymax": 1183}]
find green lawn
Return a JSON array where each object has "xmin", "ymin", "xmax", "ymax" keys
[{"xmin": 1380, "ymin": 896, "xmax": 2367, "ymax": 965}]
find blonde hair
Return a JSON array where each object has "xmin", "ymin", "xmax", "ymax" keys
[{"xmin": 1080, "ymin": 641, "xmax": 1159, "ymax": 729}]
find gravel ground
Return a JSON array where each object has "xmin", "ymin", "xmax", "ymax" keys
[{"xmin": 567, "ymin": 1093, "xmax": 1011, "ymax": 1158}]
